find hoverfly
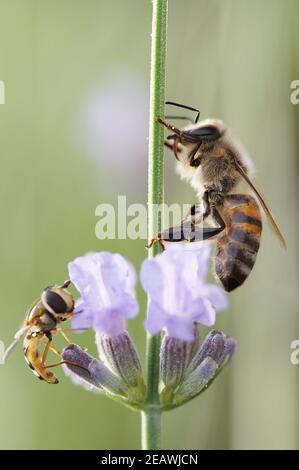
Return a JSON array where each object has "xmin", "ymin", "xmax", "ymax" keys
[
  {"xmin": 149, "ymin": 102, "xmax": 286, "ymax": 291},
  {"xmin": 4, "ymin": 280, "xmax": 85, "ymax": 383}
]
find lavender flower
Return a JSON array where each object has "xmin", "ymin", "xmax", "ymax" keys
[
  {"xmin": 62, "ymin": 344, "xmax": 127, "ymax": 397},
  {"xmin": 140, "ymin": 245, "xmax": 228, "ymax": 341},
  {"xmin": 63, "ymin": 249, "xmax": 235, "ymax": 411},
  {"xmin": 173, "ymin": 331, "xmax": 237, "ymax": 406},
  {"xmin": 62, "ymin": 342, "xmax": 146, "ymax": 405},
  {"xmin": 68, "ymin": 252, "xmax": 139, "ymax": 336}
]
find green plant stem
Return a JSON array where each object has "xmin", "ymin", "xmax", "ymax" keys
[
  {"xmin": 141, "ymin": 408, "xmax": 162, "ymax": 450},
  {"xmin": 142, "ymin": 0, "xmax": 168, "ymax": 451}
]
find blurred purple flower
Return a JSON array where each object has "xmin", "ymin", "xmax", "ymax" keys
[
  {"xmin": 68, "ymin": 252, "xmax": 139, "ymax": 336},
  {"xmin": 71, "ymin": 70, "xmax": 148, "ymax": 190},
  {"xmin": 140, "ymin": 244, "xmax": 228, "ymax": 341}
]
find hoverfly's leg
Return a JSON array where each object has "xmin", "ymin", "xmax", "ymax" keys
[
  {"xmin": 45, "ymin": 359, "xmax": 90, "ymax": 375},
  {"xmin": 57, "ymin": 329, "xmax": 72, "ymax": 344},
  {"xmin": 41, "ymin": 339, "xmax": 52, "ymax": 365},
  {"xmin": 49, "ymin": 345, "xmax": 61, "ymax": 356},
  {"xmin": 41, "ymin": 339, "xmax": 62, "ymax": 366}
]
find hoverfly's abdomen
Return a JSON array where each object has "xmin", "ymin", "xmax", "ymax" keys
[
  {"xmin": 23, "ymin": 331, "xmax": 59, "ymax": 384},
  {"xmin": 215, "ymin": 194, "xmax": 262, "ymax": 292}
]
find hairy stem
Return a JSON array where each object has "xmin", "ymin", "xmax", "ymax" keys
[{"xmin": 142, "ymin": 0, "xmax": 168, "ymax": 451}]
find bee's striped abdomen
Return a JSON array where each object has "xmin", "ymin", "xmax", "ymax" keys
[{"xmin": 215, "ymin": 194, "xmax": 262, "ymax": 292}]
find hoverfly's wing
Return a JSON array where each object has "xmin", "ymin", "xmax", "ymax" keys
[
  {"xmin": 23, "ymin": 297, "xmax": 41, "ymax": 324},
  {"xmin": 3, "ymin": 325, "xmax": 30, "ymax": 362},
  {"xmin": 235, "ymin": 162, "xmax": 286, "ymax": 248}
]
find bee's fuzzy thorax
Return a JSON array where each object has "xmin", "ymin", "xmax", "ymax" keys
[{"xmin": 174, "ymin": 120, "xmax": 255, "ymax": 198}]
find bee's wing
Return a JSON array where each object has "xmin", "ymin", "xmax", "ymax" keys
[
  {"xmin": 235, "ymin": 162, "xmax": 286, "ymax": 248},
  {"xmin": 3, "ymin": 325, "xmax": 30, "ymax": 362}
]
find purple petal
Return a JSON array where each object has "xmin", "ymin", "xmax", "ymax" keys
[
  {"xmin": 140, "ymin": 258, "xmax": 164, "ymax": 304},
  {"xmin": 141, "ymin": 245, "xmax": 226, "ymax": 341},
  {"xmin": 71, "ymin": 299, "xmax": 94, "ymax": 331},
  {"xmin": 144, "ymin": 301, "xmax": 168, "ymax": 336},
  {"xmin": 165, "ymin": 315, "xmax": 196, "ymax": 342},
  {"xmin": 68, "ymin": 252, "xmax": 138, "ymax": 336},
  {"xmin": 195, "ymin": 243, "xmax": 212, "ymax": 281},
  {"xmin": 200, "ymin": 284, "xmax": 229, "ymax": 311}
]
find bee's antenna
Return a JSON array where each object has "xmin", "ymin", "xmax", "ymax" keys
[{"xmin": 166, "ymin": 101, "xmax": 200, "ymax": 124}]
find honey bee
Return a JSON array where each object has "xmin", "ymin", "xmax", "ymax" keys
[
  {"xmin": 149, "ymin": 102, "xmax": 286, "ymax": 291},
  {"xmin": 4, "ymin": 280, "xmax": 84, "ymax": 383}
]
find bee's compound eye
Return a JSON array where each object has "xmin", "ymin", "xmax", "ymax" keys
[
  {"xmin": 183, "ymin": 125, "xmax": 221, "ymax": 143},
  {"xmin": 44, "ymin": 289, "xmax": 67, "ymax": 313}
]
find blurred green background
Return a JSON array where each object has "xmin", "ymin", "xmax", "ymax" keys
[{"xmin": 0, "ymin": 0, "xmax": 298, "ymax": 450}]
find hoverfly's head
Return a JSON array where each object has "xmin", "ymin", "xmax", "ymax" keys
[{"xmin": 41, "ymin": 280, "xmax": 74, "ymax": 321}]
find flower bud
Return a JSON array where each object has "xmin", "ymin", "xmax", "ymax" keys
[
  {"xmin": 62, "ymin": 344, "xmax": 128, "ymax": 398},
  {"xmin": 225, "ymin": 336, "xmax": 237, "ymax": 362},
  {"xmin": 171, "ymin": 331, "xmax": 237, "ymax": 407},
  {"xmin": 96, "ymin": 331, "xmax": 146, "ymax": 402},
  {"xmin": 160, "ymin": 326, "xmax": 200, "ymax": 401},
  {"xmin": 174, "ymin": 357, "xmax": 218, "ymax": 404},
  {"xmin": 187, "ymin": 330, "xmax": 227, "ymax": 374}
]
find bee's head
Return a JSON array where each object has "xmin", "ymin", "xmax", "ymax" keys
[
  {"xmin": 41, "ymin": 281, "xmax": 74, "ymax": 320},
  {"xmin": 172, "ymin": 119, "xmax": 225, "ymax": 145},
  {"xmin": 158, "ymin": 117, "xmax": 226, "ymax": 166}
]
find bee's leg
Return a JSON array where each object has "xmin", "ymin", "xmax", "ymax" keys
[
  {"xmin": 164, "ymin": 141, "xmax": 175, "ymax": 151},
  {"xmin": 147, "ymin": 195, "xmax": 226, "ymax": 247},
  {"xmin": 146, "ymin": 235, "xmax": 165, "ymax": 251},
  {"xmin": 164, "ymin": 137, "xmax": 182, "ymax": 160},
  {"xmin": 157, "ymin": 117, "xmax": 182, "ymax": 136},
  {"xmin": 147, "ymin": 204, "xmax": 204, "ymax": 248},
  {"xmin": 196, "ymin": 205, "xmax": 226, "ymax": 242}
]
